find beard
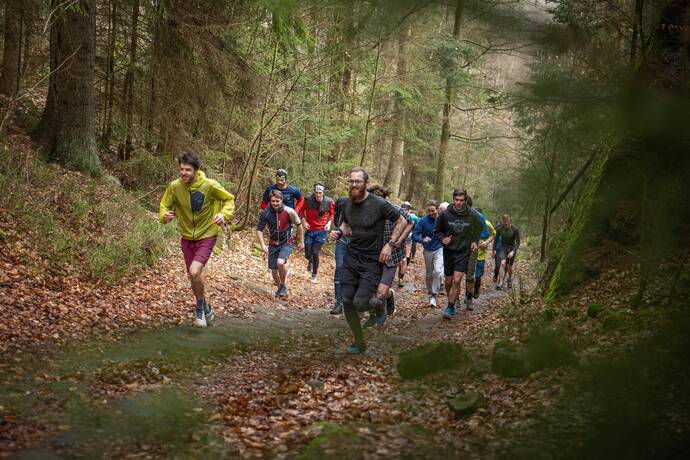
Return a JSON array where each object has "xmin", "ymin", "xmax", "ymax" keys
[{"xmin": 349, "ymin": 185, "xmax": 366, "ymax": 201}]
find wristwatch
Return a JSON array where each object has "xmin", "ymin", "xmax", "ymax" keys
[{"xmin": 386, "ymin": 240, "xmax": 396, "ymax": 248}]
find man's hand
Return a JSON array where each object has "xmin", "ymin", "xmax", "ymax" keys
[
  {"xmin": 163, "ymin": 211, "xmax": 175, "ymax": 223},
  {"xmin": 423, "ymin": 236, "xmax": 432, "ymax": 243},
  {"xmin": 471, "ymin": 241, "xmax": 478, "ymax": 252},
  {"xmin": 325, "ymin": 221, "xmax": 332, "ymax": 231},
  {"xmin": 379, "ymin": 244, "xmax": 392, "ymax": 263},
  {"xmin": 508, "ymin": 251, "xmax": 515, "ymax": 259},
  {"xmin": 297, "ymin": 240, "xmax": 305, "ymax": 251},
  {"xmin": 442, "ymin": 236, "xmax": 452, "ymax": 245},
  {"xmin": 330, "ymin": 230, "xmax": 342, "ymax": 241},
  {"xmin": 260, "ymin": 245, "xmax": 269, "ymax": 254},
  {"xmin": 303, "ymin": 221, "xmax": 310, "ymax": 231},
  {"xmin": 213, "ymin": 214, "xmax": 225, "ymax": 226},
  {"xmin": 479, "ymin": 240, "xmax": 488, "ymax": 249}
]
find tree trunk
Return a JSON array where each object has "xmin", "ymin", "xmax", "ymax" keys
[
  {"xmin": 332, "ymin": 0, "xmax": 356, "ymax": 162},
  {"xmin": 540, "ymin": 140, "xmax": 556, "ymax": 262},
  {"xmin": 33, "ymin": 0, "xmax": 100, "ymax": 175},
  {"xmin": 119, "ymin": 0, "xmax": 140, "ymax": 160},
  {"xmin": 145, "ymin": 0, "xmax": 162, "ymax": 152},
  {"xmin": 433, "ymin": 0, "xmax": 465, "ymax": 200},
  {"xmin": 359, "ymin": 37, "xmax": 381, "ymax": 167},
  {"xmin": 102, "ymin": 0, "xmax": 118, "ymax": 144},
  {"xmin": 0, "ymin": 0, "xmax": 22, "ymax": 97},
  {"xmin": 630, "ymin": 0, "xmax": 645, "ymax": 64},
  {"xmin": 404, "ymin": 164, "xmax": 417, "ymax": 202},
  {"xmin": 383, "ymin": 26, "xmax": 410, "ymax": 198},
  {"xmin": 233, "ymin": 40, "xmax": 278, "ymax": 231}
]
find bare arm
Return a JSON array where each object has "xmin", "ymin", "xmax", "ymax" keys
[
  {"xmin": 396, "ymin": 221, "xmax": 415, "ymax": 246},
  {"xmin": 296, "ymin": 222, "xmax": 305, "ymax": 249},
  {"xmin": 255, "ymin": 230, "xmax": 268, "ymax": 253}
]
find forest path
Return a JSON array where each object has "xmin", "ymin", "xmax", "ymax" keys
[{"xmin": 2, "ymin": 235, "xmax": 528, "ymax": 459}]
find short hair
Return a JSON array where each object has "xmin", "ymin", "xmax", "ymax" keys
[
  {"xmin": 349, "ymin": 166, "xmax": 369, "ymax": 182},
  {"xmin": 269, "ymin": 190, "xmax": 283, "ymax": 199},
  {"xmin": 177, "ymin": 151, "xmax": 201, "ymax": 170},
  {"xmin": 452, "ymin": 187, "xmax": 467, "ymax": 199},
  {"xmin": 367, "ymin": 184, "xmax": 390, "ymax": 198},
  {"xmin": 503, "ymin": 212, "xmax": 511, "ymax": 219},
  {"xmin": 426, "ymin": 200, "xmax": 439, "ymax": 208}
]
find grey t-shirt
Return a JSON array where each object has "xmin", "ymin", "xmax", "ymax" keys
[{"xmin": 342, "ymin": 194, "xmax": 401, "ymax": 255}]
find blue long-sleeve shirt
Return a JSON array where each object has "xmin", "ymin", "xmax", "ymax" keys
[{"xmin": 412, "ymin": 214, "xmax": 443, "ymax": 251}]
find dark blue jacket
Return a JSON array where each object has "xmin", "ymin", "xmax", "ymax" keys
[
  {"xmin": 412, "ymin": 214, "xmax": 443, "ymax": 251},
  {"xmin": 260, "ymin": 184, "xmax": 304, "ymax": 213}
]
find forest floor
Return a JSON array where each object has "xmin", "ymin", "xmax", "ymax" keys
[
  {"xmin": 1, "ymin": 231, "xmax": 555, "ymax": 459},
  {"xmin": 1, "ymin": 230, "xmax": 689, "ymax": 459}
]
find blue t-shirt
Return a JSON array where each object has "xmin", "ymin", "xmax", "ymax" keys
[{"xmin": 261, "ymin": 184, "xmax": 303, "ymax": 211}]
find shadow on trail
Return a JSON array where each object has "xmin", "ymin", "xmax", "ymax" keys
[{"xmin": 2, "ymin": 305, "xmax": 346, "ymax": 459}]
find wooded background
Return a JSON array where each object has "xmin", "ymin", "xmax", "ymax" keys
[{"xmin": 1, "ymin": 0, "xmax": 688, "ymax": 283}]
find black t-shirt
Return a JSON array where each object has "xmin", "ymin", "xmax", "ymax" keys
[
  {"xmin": 343, "ymin": 194, "xmax": 401, "ymax": 255},
  {"xmin": 495, "ymin": 224, "xmax": 520, "ymax": 251}
]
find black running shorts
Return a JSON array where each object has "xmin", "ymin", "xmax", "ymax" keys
[
  {"xmin": 443, "ymin": 248, "xmax": 470, "ymax": 276},
  {"xmin": 497, "ymin": 246, "xmax": 517, "ymax": 266},
  {"xmin": 341, "ymin": 249, "xmax": 383, "ymax": 305}
]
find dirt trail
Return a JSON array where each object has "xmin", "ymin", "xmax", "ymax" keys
[{"xmin": 1, "ymin": 237, "xmax": 530, "ymax": 459}]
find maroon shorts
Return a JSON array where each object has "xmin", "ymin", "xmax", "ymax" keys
[{"xmin": 181, "ymin": 237, "xmax": 217, "ymax": 270}]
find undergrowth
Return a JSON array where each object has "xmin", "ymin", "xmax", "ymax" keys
[{"xmin": 0, "ymin": 137, "xmax": 176, "ymax": 281}]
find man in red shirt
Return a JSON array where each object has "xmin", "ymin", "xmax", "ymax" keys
[{"xmin": 300, "ymin": 182, "xmax": 334, "ymax": 283}]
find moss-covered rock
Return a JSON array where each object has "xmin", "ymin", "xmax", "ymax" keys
[
  {"xmin": 447, "ymin": 391, "xmax": 488, "ymax": 417},
  {"xmin": 587, "ymin": 303, "xmax": 607, "ymax": 318},
  {"xmin": 492, "ymin": 329, "xmax": 576, "ymax": 378},
  {"xmin": 397, "ymin": 342, "xmax": 469, "ymax": 380},
  {"xmin": 297, "ymin": 423, "xmax": 356, "ymax": 460},
  {"xmin": 524, "ymin": 329, "xmax": 577, "ymax": 371},
  {"xmin": 491, "ymin": 341, "xmax": 531, "ymax": 378}
]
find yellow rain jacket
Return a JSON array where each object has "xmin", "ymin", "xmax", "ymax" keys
[
  {"xmin": 159, "ymin": 170, "xmax": 235, "ymax": 241},
  {"xmin": 478, "ymin": 219, "xmax": 496, "ymax": 261}
]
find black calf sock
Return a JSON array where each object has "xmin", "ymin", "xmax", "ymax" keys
[{"xmin": 344, "ymin": 304, "xmax": 364, "ymax": 343}]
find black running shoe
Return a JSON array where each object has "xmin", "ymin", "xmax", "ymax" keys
[
  {"xmin": 386, "ymin": 289, "xmax": 396, "ymax": 316},
  {"xmin": 330, "ymin": 302, "xmax": 343, "ymax": 315},
  {"xmin": 362, "ymin": 314, "xmax": 377, "ymax": 329}
]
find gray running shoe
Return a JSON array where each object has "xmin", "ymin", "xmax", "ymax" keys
[
  {"xmin": 276, "ymin": 285, "xmax": 288, "ymax": 298},
  {"xmin": 465, "ymin": 297, "xmax": 474, "ymax": 311},
  {"xmin": 204, "ymin": 300, "xmax": 215, "ymax": 324},
  {"xmin": 507, "ymin": 279, "xmax": 513, "ymax": 289}
]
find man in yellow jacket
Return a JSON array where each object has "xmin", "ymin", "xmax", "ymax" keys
[{"xmin": 160, "ymin": 152, "xmax": 235, "ymax": 327}]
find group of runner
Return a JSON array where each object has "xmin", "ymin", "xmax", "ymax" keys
[{"xmin": 159, "ymin": 153, "xmax": 520, "ymax": 352}]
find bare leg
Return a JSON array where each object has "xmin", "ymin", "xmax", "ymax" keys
[
  {"xmin": 277, "ymin": 259, "xmax": 288, "ymax": 285},
  {"xmin": 188, "ymin": 261, "xmax": 206, "ymax": 301},
  {"xmin": 448, "ymin": 272, "xmax": 465, "ymax": 305},
  {"xmin": 270, "ymin": 268, "xmax": 280, "ymax": 286}
]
